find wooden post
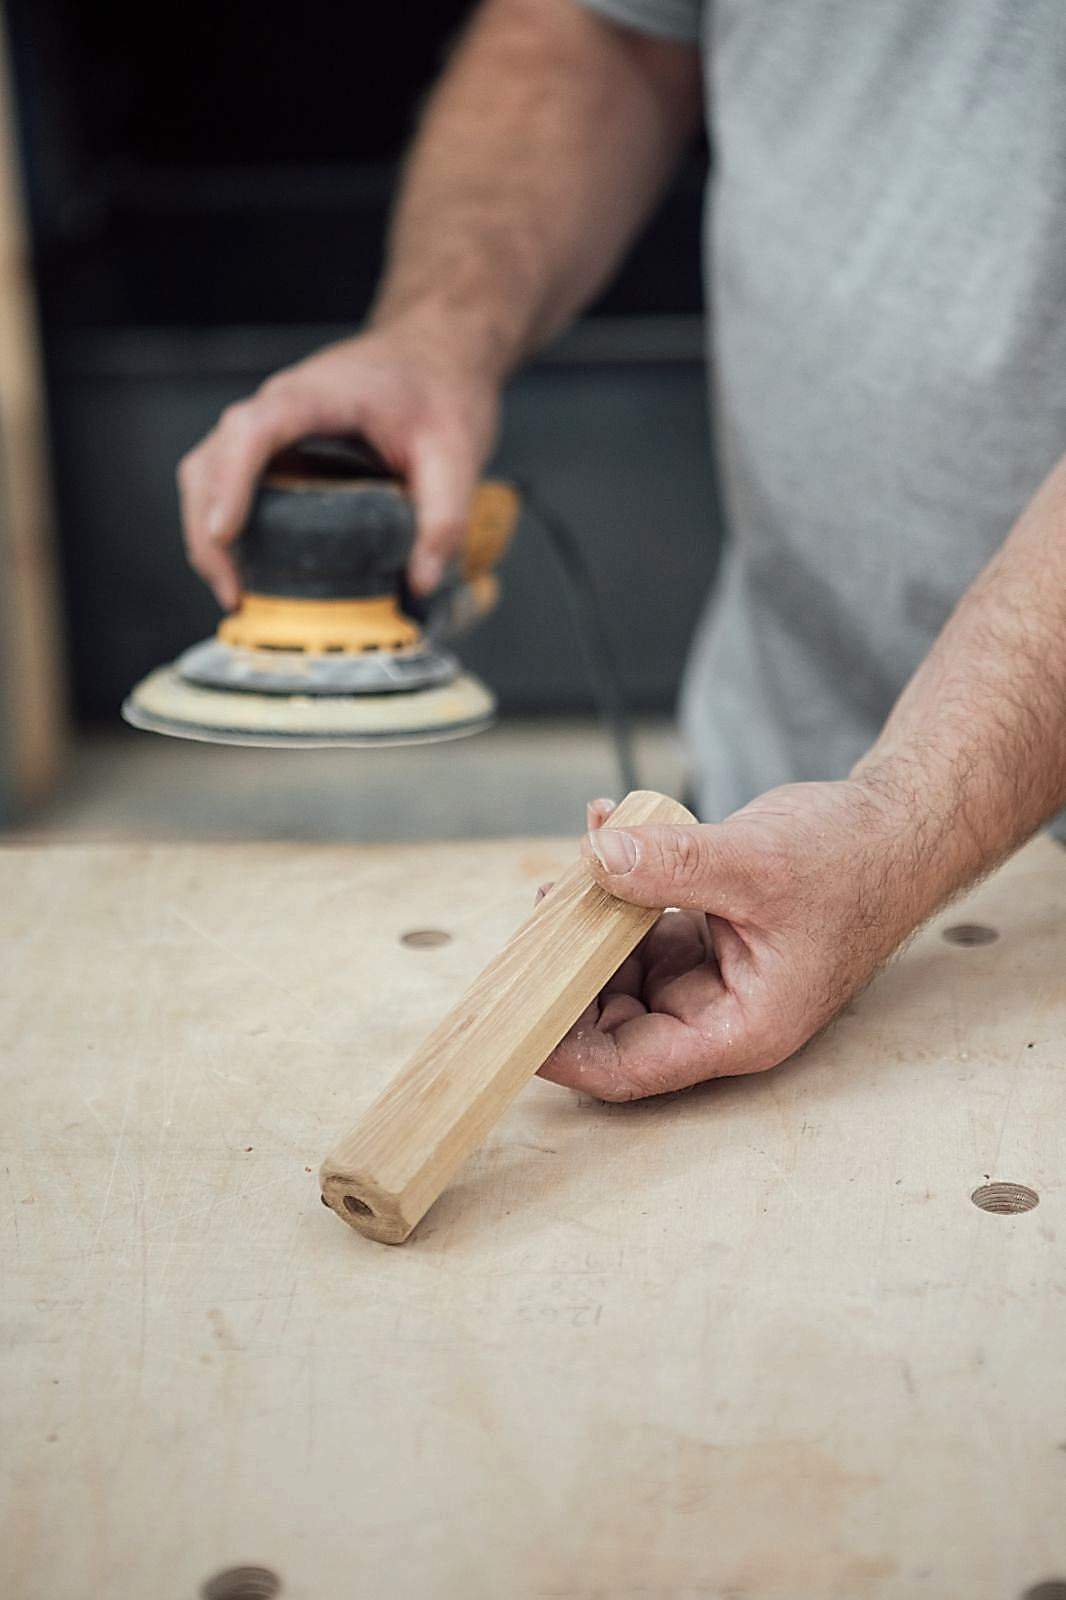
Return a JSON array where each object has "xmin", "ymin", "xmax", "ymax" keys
[
  {"xmin": 320, "ymin": 789, "xmax": 696, "ymax": 1243},
  {"xmin": 0, "ymin": 11, "xmax": 66, "ymax": 815}
]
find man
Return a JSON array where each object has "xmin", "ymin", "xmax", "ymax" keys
[{"xmin": 178, "ymin": 0, "xmax": 1066, "ymax": 1102}]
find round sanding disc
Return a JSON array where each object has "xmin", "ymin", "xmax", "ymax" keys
[{"xmin": 122, "ymin": 662, "xmax": 496, "ymax": 748}]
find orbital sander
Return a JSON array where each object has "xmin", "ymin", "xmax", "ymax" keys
[{"xmin": 123, "ymin": 436, "xmax": 520, "ymax": 747}]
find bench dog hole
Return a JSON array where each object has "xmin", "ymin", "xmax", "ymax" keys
[
  {"xmin": 201, "ymin": 1567, "xmax": 281, "ymax": 1600},
  {"xmin": 943, "ymin": 922, "xmax": 999, "ymax": 946},
  {"xmin": 971, "ymin": 1182, "xmax": 1039, "ymax": 1215},
  {"xmin": 343, "ymin": 1195, "xmax": 374, "ymax": 1218},
  {"xmin": 401, "ymin": 928, "xmax": 451, "ymax": 949}
]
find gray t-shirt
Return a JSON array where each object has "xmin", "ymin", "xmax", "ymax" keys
[{"xmin": 579, "ymin": 0, "xmax": 1066, "ymax": 824}]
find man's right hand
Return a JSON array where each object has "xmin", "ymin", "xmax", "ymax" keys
[
  {"xmin": 178, "ymin": 0, "xmax": 701, "ymax": 612},
  {"xmin": 177, "ymin": 322, "xmax": 500, "ymax": 610}
]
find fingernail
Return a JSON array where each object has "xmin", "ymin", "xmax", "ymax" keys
[
  {"xmin": 205, "ymin": 504, "xmax": 226, "ymax": 540},
  {"xmin": 588, "ymin": 829, "xmax": 637, "ymax": 875}
]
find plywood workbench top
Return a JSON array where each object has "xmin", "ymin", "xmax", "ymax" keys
[{"xmin": 2, "ymin": 834, "xmax": 1066, "ymax": 1600}]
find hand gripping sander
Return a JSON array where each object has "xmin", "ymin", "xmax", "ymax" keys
[{"xmin": 123, "ymin": 436, "xmax": 520, "ymax": 747}]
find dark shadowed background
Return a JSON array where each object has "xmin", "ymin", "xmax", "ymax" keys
[{"xmin": 7, "ymin": 0, "xmax": 718, "ymax": 728}]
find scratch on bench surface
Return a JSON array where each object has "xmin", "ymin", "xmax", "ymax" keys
[
  {"xmin": 82, "ymin": 1063, "xmax": 136, "ymax": 1276},
  {"xmin": 168, "ymin": 905, "xmax": 331, "ymax": 1040},
  {"xmin": 4, "ymin": 1165, "xmax": 19, "ymax": 1254},
  {"xmin": 143, "ymin": 1172, "xmax": 295, "ymax": 1236}
]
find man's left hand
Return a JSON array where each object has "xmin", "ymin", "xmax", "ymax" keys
[{"xmin": 539, "ymin": 782, "xmax": 936, "ymax": 1101}]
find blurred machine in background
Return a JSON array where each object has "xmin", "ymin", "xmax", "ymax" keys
[{"xmin": 7, "ymin": 0, "xmax": 718, "ymax": 729}]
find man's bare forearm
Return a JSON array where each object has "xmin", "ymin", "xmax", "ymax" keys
[
  {"xmin": 370, "ymin": 0, "xmax": 702, "ymax": 379},
  {"xmin": 178, "ymin": 0, "xmax": 698, "ymax": 605},
  {"xmin": 854, "ymin": 451, "xmax": 1066, "ymax": 922}
]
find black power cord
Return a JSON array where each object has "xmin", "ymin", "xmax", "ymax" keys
[{"xmin": 516, "ymin": 481, "xmax": 639, "ymax": 797}]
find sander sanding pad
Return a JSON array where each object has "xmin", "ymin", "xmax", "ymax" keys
[{"xmin": 122, "ymin": 663, "xmax": 496, "ymax": 748}]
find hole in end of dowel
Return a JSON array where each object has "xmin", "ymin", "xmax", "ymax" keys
[
  {"xmin": 343, "ymin": 1194, "xmax": 374, "ymax": 1218},
  {"xmin": 971, "ymin": 1182, "xmax": 1039, "ymax": 1215}
]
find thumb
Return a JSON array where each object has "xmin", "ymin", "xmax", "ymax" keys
[
  {"xmin": 407, "ymin": 433, "xmax": 480, "ymax": 596},
  {"xmin": 581, "ymin": 822, "xmax": 752, "ymax": 913}
]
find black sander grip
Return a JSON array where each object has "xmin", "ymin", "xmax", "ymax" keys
[
  {"xmin": 237, "ymin": 434, "xmax": 413, "ymax": 601},
  {"xmin": 239, "ymin": 480, "xmax": 415, "ymax": 601}
]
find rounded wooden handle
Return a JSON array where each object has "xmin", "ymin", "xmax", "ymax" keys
[{"xmin": 320, "ymin": 790, "xmax": 697, "ymax": 1243}]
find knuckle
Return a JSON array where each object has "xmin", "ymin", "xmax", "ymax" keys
[
  {"xmin": 661, "ymin": 827, "xmax": 708, "ymax": 894},
  {"xmin": 418, "ymin": 407, "xmax": 459, "ymax": 440},
  {"xmin": 406, "ymin": 422, "xmax": 441, "ymax": 459},
  {"xmin": 421, "ymin": 517, "xmax": 465, "ymax": 552},
  {"xmin": 589, "ymin": 1077, "xmax": 640, "ymax": 1104},
  {"xmin": 259, "ymin": 376, "xmax": 321, "ymax": 433},
  {"xmin": 739, "ymin": 841, "xmax": 792, "ymax": 911},
  {"xmin": 219, "ymin": 400, "xmax": 256, "ymax": 437},
  {"xmin": 257, "ymin": 372, "xmax": 291, "ymax": 401},
  {"xmin": 411, "ymin": 410, "xmax": 469, "ymax": 453},
  {"xmin": 256, "ymin": 374, "xmax": 297, "ymax": 414},
  {"xmin": 746, "ymin": 1054, "xmax": 782, "ymax": 1079},
  {"xmin": 758, "ymin": 839, "xmax": 794, "ymax": 884},
  {"xmin": 749, "ymin": 988, "xmax": 813, "ymax": 1065}
]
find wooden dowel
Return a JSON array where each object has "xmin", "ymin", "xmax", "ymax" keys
[{"xmin": 320, "ymin": 789, "xmax": 696, "ymax": 1243}]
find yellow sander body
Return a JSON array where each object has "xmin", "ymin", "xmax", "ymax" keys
[{"xmin": 123, "ymin": 442, "xmax": 519, "ymax": 748}]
